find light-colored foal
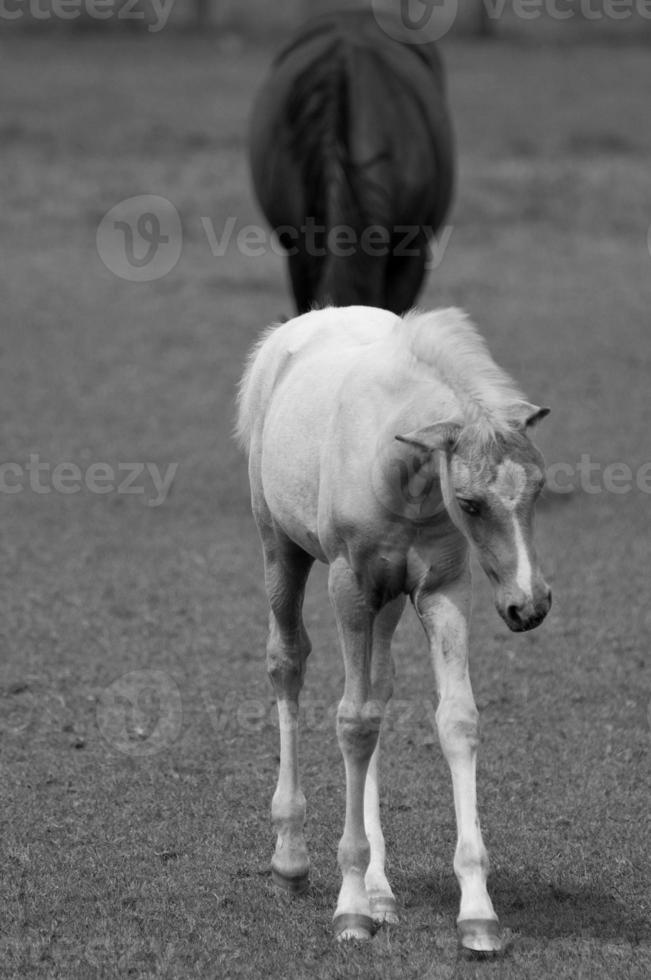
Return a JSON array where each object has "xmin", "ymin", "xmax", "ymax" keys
[{"xmin": 238, "ymin": 306, "xmax": 551, "ymax": 951}]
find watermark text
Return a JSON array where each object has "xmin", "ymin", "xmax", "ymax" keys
[
  {"xmin": 0, "ymin": 0, "xmax": 176, "ymax": 32},
  {"xmin": 0, "ymin": 454, "xmax": 178, "ymax": 506}
]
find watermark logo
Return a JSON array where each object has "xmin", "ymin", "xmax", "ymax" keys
[
  {"xmin": 97, "ymin": 669, "xmax": 183, "ymax": 756},
  {"xmin": 371, "ymin": 440, "xmax": 446, "ymax": 521},
  {"xmin": 0, "ymin": 454, "xmax": 178, "ymax": 507},
  {"xmin": 96, "ymin": 195, "xmax": 182, "ymax": 282},
  {"xmin": 98, "ymin": 198, "xmax": 455, "ymax": 283},
  {"xmin": 0, "ymin": 0, "xmax": 176, "ymax": 33},
  {"xmin": 488, "ymin": 0, "xmax": 651, "ymax": 24},
  {"xmin": 201, "ymin": 216, "xmax": 453, "ymax": 271},
  {"xmin": 372, "ymin": 0, "xmax": 651, "ymax": 38},
  {"xmin": 211, "ymin": 695, "xmax": 440, "ymax": 740},
  {"xmin": 545, "ymin": 455, "xmax": 651, "ymax": 496},
  {"xmin": 369, "ymin": 446, "xmax": 651, "ymax": 521},
  {"xmin": 372, "ymin": 0, "xmax": 458, "ymax": 43}
]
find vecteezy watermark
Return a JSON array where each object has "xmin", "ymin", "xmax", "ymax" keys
[
  {"xmin": 372, "ymin": 0, "xmax": 651, "ymax": 42},
  {"xmin": 488, "ymin": 0, "xmax": 651, "ymax": 22},
  {"xmin": 96, "ymin": 195, "xmax": 182, "ymax": 282},
  {"xmin": 207, "ymin": 695, "xmax": 440, "ymax": 739},
  {"xmin": 97, "ymin": 669, "xmax": 183, "ymax": 756},
  {"xmin": 369, "ymin": 444, "xmax": 651, "ymax": 521},
  {"xmin": 545, "ymin": 455, "xmax": 651, "ymax": 495},
  {"xmin": 0, "ymin": 455, "xmax": 178, "ymax": 506},
  {"xmin": 0, "ymin": 0, "xmax": 176, "ymax": 32},
  {"xmin": 97, "ymin": 195, "xmax": 455, "ymax": 283},
  {"xmin": 495, "ymin": 0, "xmax": 651, "ymax": 21},
  {"xmin": 371, "ymin": 438, "xmax": 446, "ymax": 522},
  {"xmin": 202, "ymin": 216, "xmax": 454, "ymax": 272},
  {"xmin": 372, "ymin": 0, "xmax": 459, "ymax": 44}
]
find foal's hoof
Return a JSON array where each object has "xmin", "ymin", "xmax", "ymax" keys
[
  {"xmin": 457, "ymin": 918, "xmax": 504, "ymax": 955},
  {"xmin": 271, "ymin": 867, "xmax": 309, "ymax": 895},
  {"xmin": 333, "ymin": 913, "xmax": 376, "ymax": 942},
  {"xmin": 369, "ymin": 893, "xmax": 399, "ymax": 926}
]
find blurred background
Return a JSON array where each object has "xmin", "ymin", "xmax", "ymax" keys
[{"xmin": 1, "ymin": 2, "xmax": 649, "ymax": 978}]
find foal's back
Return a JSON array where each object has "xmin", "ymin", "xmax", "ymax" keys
[
  {"xmin": 237, "ymin": 306, "xmax": 462, "ymax": 575},
  {"xmin": 237, "ymin": 306, "xmax": 398, "ymax": 453}
]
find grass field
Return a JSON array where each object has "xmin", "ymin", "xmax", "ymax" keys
[{"xmin": 0, "ymin": 30, "xmax": 650, "ymax": 980}]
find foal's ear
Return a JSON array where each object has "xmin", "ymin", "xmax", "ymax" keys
[
  {"xmin": 395, "ymin": 420, "xmax": 463, "ymax": 454},
  {"xmin": 507, "ymin": 402, "xmax": 551, "ymax": 431}
]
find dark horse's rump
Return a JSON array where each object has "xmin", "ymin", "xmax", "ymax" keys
[{"xmin": 248, "ymin": 10, "xmax": 455, "ymax": 314}]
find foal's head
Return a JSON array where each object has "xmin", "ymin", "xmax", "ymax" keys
[{"xmin": 398, "ymin": 403, "xmax": 552, "ymax": 632}]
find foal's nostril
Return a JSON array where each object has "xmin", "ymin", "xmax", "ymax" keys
[{"xmin": 506, "ymin": 604, "xmax": 522, "ymax": 626}]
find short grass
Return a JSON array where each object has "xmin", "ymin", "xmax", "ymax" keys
[{"xmin": 0, "ymin": 32, "xmax": 649, "ymax": 980}]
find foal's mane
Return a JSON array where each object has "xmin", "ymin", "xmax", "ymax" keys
[{"xmin": 399, "ymin": 309, "xmax": 525, "ymax": 442}]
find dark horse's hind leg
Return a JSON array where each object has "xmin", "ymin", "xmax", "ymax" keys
[{"xmin": 262, "ymin": 527, "xmax": 314, "ymax": 891}]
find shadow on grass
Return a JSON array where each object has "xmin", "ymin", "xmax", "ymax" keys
[{"xmin": 403, "ymin": 870, "xmax": 649, "ymax": 944}]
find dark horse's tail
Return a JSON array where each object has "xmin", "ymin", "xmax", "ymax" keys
[
  {"xmin": 286, "ymin": 35, "xmax": 373, "ymax": 308},
  {"xmin": 249, "ymin": 11, "xmax": 455, "ymax": 314}
]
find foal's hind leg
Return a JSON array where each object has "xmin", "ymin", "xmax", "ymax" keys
[
  {"xmin": 364, "ymin": 596, "xmax": 405, "ymax": 926},
  {"xmin": 329, "ymin": 560, "xmax": 396, "ymax": 941},
  {"xmin": 263, "ymin": 530, "xmax": 314, "ymax": 893}
]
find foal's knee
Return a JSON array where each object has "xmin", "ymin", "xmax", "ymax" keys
[
  {"xmin": 266, "ymin": 630, "xmax": 310, "ymax": 698},
  {"xmin": 336, "ymin": 699, "xmax": 383, "ymax": 760},
  {"xmin": 436, "ymin": 699, "xmax": 479, "ymax": 757},
  {"xmin": 266, "ymin": 646, "xmax": 303, "ymax": 697}
]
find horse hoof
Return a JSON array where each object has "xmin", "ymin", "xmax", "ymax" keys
[
  {"xmin": 271, "ymin": 867, "xmax": 309, "ymax": 895},
  {"xmin": 369, "ymin": 894, "xmax": 399, "ymax": 925},
  {"xmin": 457, "ymin": 918, "xmax": 503, "ymax": 954},
  {"xmin": 333, "ymin": 913, "xmax": 375, "ymax": 941}
]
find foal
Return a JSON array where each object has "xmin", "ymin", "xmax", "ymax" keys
[{"xmin": 236, "ymin": 306, "xmax": 551, "ymax": 951}]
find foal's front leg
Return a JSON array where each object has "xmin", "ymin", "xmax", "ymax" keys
[
  {"xmin": 329, "ymin": 559, "xmax": 389, "ymax": 941},
  {"xmin": 415, "ymin": 572, "xmax": 503, "ymax": 953},
  {"xmin": 263, "ymin": 533, "xmax": 313, "ymax": 893}
]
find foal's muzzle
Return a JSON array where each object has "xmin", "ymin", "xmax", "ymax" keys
[{"xmin": 497, "ymin": 586, "xmax": 552, "ymax": 633}]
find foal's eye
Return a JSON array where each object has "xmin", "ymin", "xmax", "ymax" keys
[{"xmin": 456, "ymin": 497, "xmax": 482, "ymax": 517}]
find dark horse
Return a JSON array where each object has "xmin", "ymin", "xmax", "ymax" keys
[{"xmin": 248, "ymin": 8, "xmax": 455, "ymax": 314}]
